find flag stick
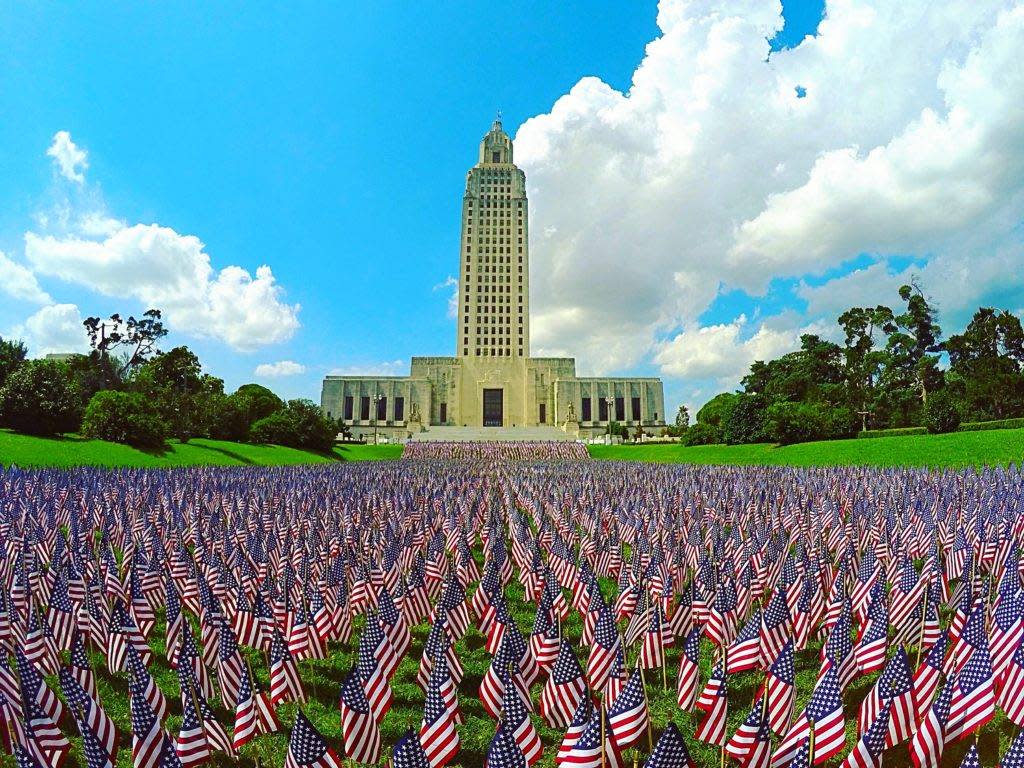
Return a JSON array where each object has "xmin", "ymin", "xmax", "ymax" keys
[
  {"xmin": 600, "ymin": 694, "xmax": 607, "ymax": 768},
  {"xmin": 638, "ymin": 663, "xmax": 653, "ymax": 753},
  {"xmin": 808, "ymin": 719, "xmax": 816, "ymax": 765},
  {"xmin": 914, "ymin": 585, "xmax": 929, "ymax": 669}
]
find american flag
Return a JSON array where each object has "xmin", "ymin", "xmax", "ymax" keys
[
  {"xmin": 419, "ymin": 651, "xmax": 461, "ymax": 768},
  {"xmin": 646, "ymin": 721, "xmax": 695, "ymax": 768},
  {"xmin": 946, "ymin": 634, "xmax": 995, "ymax": 742},
  {"xmin": 390, "ymin": 729, "xmax": 430, "ymax": 768},
  {"xmin": 484, "ymin": 723, "xmax": 527, "ymax": 768},
  {"xmin": 725, "ymin": 696, "xmax": 770, "ymax": 767},
  {"xmin": 728, "ymin": 608, "xmax": 764, "ymax": 673},
  {"xmin": 695, "ymin": 663, "xmax": 728, "ymax": 746},
  {"xmin": 285, "ymin": 710, "xmax": 344, "ymax": 768},
  {"xmin": 840, "ymin": 707, "xmax": 889, "ymax": 768},
  {"xmin": 858, "ymin": 647, "xmax": 914, "ymax": 747},
  {"xmin": 773, "ymin": 667, "xmax": 846, "ymax": 766},
  {"xmin": 853, "ymin": 583, "xmax": 888, "ymax": 674},
  {"xmin": 587, "ymin": 607, "xmax": 620, "ymax": 690},
  {"xmin": 1000, "ymin": 723, "xmax": 1024, "ymax": 768},
  {"xmin": 606, "ymin": 671, "xmax": 649, "ymax": 752},
  {"xmin": 761, "ymin": 588, "xmax": 792, "ymax": 668},
  {"xmin": 676, "ymin": 627, "xmax": 702, "ymax": 711},
  {"xmin": 74, "ymin": 702, "xmax": 116, "ymax": 768},
  {"xmin": 539, "ymin": 641, "xmax": 587, "ymax": 729},
  {"xmin": 914, "ymin": 630, "xmax": 949, "ymax": 722},
  {"xmin": 175, "ymin": 682, "xmax": 211, "ymax": 767},
  {"xmin": 910, "ymin": 677, "xmax": 954, "ymax": 768},
  {"xmin": 356, "ymin": 618, "xmax": 394, "ymax": 724},
  {"xmin": 215, "ymin": 621, "xmax": 245, "ymax": 707},
  {"xmin": 819, "ymin": 601, "xmax": 855, "ymax": 691},
  {"xmin": 1002, "ymin": 638, "xmax": 1024, "ymax": 726},
  {"xmin": 557, "ymin": 705, "xmax": 621, "ymax": 768},
  {"xmin": 502, "ymin": 668, "xmax": 543, "ymax": 767},
  {"xmin": 269, "ymin": 625, "xmax": 305, "ymax": 705},
  {"xmin": 556, "ymin": 697, "xmax": 593, "ymax": 765},
  {"xmin": 68, "ymin": 631, "xmax": 98, "ymax": 702},
  {"xmin": 58, "ymin": 667, "xmax": 117, "ymax": 760},
  {"xmin": 338, "ymin": 668, "xmax": 382, "ymax": 765},
  {"xmin": 529, "ymin": 605, "xmax": 560, "ymax": 674},
  {"xmin": 130, "ymin": 683, "xmax": 170, "ymax": 768},
  {"xmin": 766, "ymin": 641, "xmax": 795, "ymax": 734},
  {"xmin": 639, "ymin": 604, "xmax": 667, "ymax": 669},
  {"xmin": 958, "ymin": 744, "xmax": 980, "ymax": 768},
  {"xmin": 231, "ymin": 664, "xmax": 281, "ymax": 751}
]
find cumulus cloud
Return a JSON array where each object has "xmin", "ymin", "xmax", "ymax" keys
[
  {"xmin": 515, "ymin": 0, "xmax": 1024, "ymax": 405},
  {"xmin": 434, "ymin": 276, "xmax": 459, "ymax": 319},
  {"xmin": 0, "ymin": 251, "xmax": 51, "ymax": 304},
  {"xmin": 9, "ymin": 304, "xmax": 89, "ymax": 356},
  {"xmin": 46, "ymin": 131, "xmax": 88, "ymax": 183},
  {"xmin": 255, "ymin": 360, "xmax": 306, "ymax": 377},
  {"xmin": 25, "ymin": 223, "xmax": 301, "ymax": 351},
  {"xmin": 654, "ymin": 315, "xmax": 801, "ymax": 383}
]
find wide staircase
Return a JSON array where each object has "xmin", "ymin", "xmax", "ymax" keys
[{"xmin": 406, "ymin": 425, "xmax": 575, "ymax": 442}]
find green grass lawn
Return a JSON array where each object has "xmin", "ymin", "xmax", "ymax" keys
[
  {"xmin": 0, "ymin": 429, "xmax": 403, "ymax": 469},
  {"xmin": 588, "ymin": 427, "xmax": 1024, "ymax": 468}
]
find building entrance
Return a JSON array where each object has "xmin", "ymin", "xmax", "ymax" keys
[{"xmin": 483, "ymin": 389, "xmax": 503, "ymax": 427}]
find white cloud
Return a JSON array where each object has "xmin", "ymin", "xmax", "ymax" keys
[
  {"xmin": 0, "ymin": 251, "xmax": 51, "ymax": 304},
  {"xmin": 654, "ymin": 315, "xmax": 800, "ymax": 383},
  {"xmin": 328, "ymin": 359, "xmax": 407, "ymax": 377},
  {"xmin": 9, "ymin": 303, "xmax": 89, "ymax": 356},
  {"xmin": 255, "ymin": 360, "xmax": 306, "ymax": 377},
  {"xmin": 434, "ymin": 276, "xmax": 459, "ymax": 319},
  {"xmin": 25, "ymin": 223, "xmax": 300, "ymax": 351},
  {"xmin": 514, "ymin": 0, "xmax": 1024, "ymax": 408},
  {"xmin": 46, "ymin": 131, "xmax": 88, "ymax": 183}
]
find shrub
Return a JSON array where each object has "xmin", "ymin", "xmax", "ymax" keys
[
  {"xmin": 957, "ymin": 417, "xmax": 1024, "ymax": 432},
  {"xmin": 683, "ymin": 422, "xmax": 720, "ymax": 446},
  {"xmin": 250, "ymin": 399, "xmax": 336, "ymax": 451},
  {"xmin": 857, "ymin": 426, "xmax": 928, "ymax": 439},
  {"xmin": 0, "ymin": 360, "xmax": 83, "ymax": 436},
  {"xmin": 722, "ymin": 394, "xmax": 768, "ymax": 444},
  {"xmin": 81, "ymin": 391, "xmax": 168, "ymax": 449},
  {"xmin": 765, "ymin": 401, "xmax": 830, "ymax": 445},
  {"xmin": 924, "ymin": 390, "xmax": 961, "ymax": 434},
  {"xmin": 207, "ymin": 393, "xmax": 250, "ymax": 442}
]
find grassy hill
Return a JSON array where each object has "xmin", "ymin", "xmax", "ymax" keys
[
  {"xmin": 0, "ymin": 429, "xmax": 402, "ymax": 469},
  {"xmin": 588, "ymin": 427, "xmax": 1024, "ymax": 468}
]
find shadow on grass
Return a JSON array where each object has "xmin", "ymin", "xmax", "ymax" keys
[{"xmin": 183, "ymin": 442, "xmax": 257, "ymax": 464}]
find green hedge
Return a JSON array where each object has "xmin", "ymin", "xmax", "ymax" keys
[
  {"xmin": 859, "ymin": 417, "xmax": 1024, "ymax": 439},
  {"xmin": 958, "ymin": 417, "xmax": 1024, "ymax": 432},
  {"xmin": 858, "ymin": 427, "xmax": 928, "ymax": 439}
]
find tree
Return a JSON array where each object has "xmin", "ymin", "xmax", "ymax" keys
[
  {"xmin": 695, "ymin": 392, "xmax": 739, "ymax": 429},
  {"xmin": 765, "ymin": 401, "xmax": 830, "ymax": 445},
  {"xmin": 250, "ymin": 399, "xmax": 336, "ymax": 451},
  {"xmin": 233, "ymin": 384, "xmax": 284, "ymax": 425},
  {"xmin": 722, "ymin": 394, "xmax": 769, "ymax": 444},
  {"xmin": 81, "ymin": 391, "xmax": 168, "ymax": 449},
  {"xmin": 838, "ymin": 305, "xmax": 896, "ymax": 418},
  {"xmin": 674, "ymin": 405, "xmax": 690, "ymax": 429},
  {"xmin": 943, "ymin": 308, "xmax": 1024, "ymax": 420},
  {"xmin": 83, "ymin": 309, "xmax": 167, "ymax": 380},
  {"xmin": 0, "ymin": 360, "xmax": 83, "ymax": 436},
  {"xmin": 882, "ymin": 282, "xmax": 942, "ymax": 423},
  {"xmin": 133, "ymin": 346, "xmax": 223, "ymax": 441},
  {"xmin": 923, "ymin": 389, "xmax": 961, "ymax": 434},
  {"xmin": 0, "ymin": 337, "xmax": 27, "ymax": 390}
]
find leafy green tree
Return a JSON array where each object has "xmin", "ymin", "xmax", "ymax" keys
[
  {"xmin": 83, "ymin": 309, "xmax": 167, "ymax": 382},
  {"xmin": 683, "ymin": 422, "xmax": 720, "ymax": 445},
  {"xmin": 696, "ymin": 392, "xmax": 739, "ymax": 429},
  {"xmin": 0, "ymin": 337, "xmax": 27, "ymax": 390},
  {"xmin": 722, "ymin": 393, "xmax": 768, "ymax": 444},
  {"xmin": 0, "ymin": 360, "xmax": 83, "ymax": 435},
  {"xmin": 674, "ymin": 405, "xmax": 690, "ymax": 429},
  {"xmin": 923, "ymin": 389, "xmax": 961, "ymax": 434},
  {"xmin": 838, "ymin": 305, "xmax": 896, "ymax": 419},
  {"xmin": 765, "ymin": 401, "xmax": 831, "ymax": 445},
  {"xmin": 250, "ymin": 399, "xmax": 336, "ymax": 451},
  {"xmin": 233, "ymin": 384, "xmax": 284, "ymax": 426},
  {"xmin": 81, "ymin": 391, "xmax": 168, "ymax": 449},
  {"xmin": 881, "ymin": 282, "xmax": 942, "ymax": 424},
  {"xmin": 133, "ymin": 346, "xmax": 223, "ymax": 441},
  {"xmin": 943, "ymin": 308, "xmax": 1024, "ymax": 420}
]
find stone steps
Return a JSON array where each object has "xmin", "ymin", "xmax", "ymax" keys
[{"xmin": 407, "ymin": 425, "xmax": 575, "ymax": 442}]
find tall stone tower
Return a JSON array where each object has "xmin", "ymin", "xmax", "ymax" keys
[{"xmin": 456, "ymin": 117, "xmax": 530, "ymax": 359}]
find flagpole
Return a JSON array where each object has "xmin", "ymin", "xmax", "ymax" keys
[
  {"xmin": 914, "ymin": 585, "xmax": 929, "ymax": 669},
  {"xmin": 721, "ymin": 642, "xmax": 728, "ymax": 768},
  {"xmin": 638, "ymin": 662, "xmax": 653, "ymax": 753},
  {"xmin": 807, "ymin": 719, "xmax": 816, "ymax": 765}
]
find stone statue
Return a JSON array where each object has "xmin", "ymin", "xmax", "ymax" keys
[
  {"xmin": 566, "ymin": 402, "xmax": 577, "ymax": 422},
  {"xmin": 410, "ymin": 401, "xmax": 420, "ymax": 421}
]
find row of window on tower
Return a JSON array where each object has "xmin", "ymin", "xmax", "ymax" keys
[
  {"xmin": 579, "ymin": 396, "xmax": 643, "ymax": 423},
  {"xmin": 339, "ymin": 395, "xmax": 404, "ymax": 422}
]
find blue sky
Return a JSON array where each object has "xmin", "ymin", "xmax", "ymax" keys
[{"xmin": 1, "ymin": 0, "xmax": 1020, "ymax": 416}]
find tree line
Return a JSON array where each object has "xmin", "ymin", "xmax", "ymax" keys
[
  {"xmin": 674, "ymin": 282, "xmax": 1024, "ymax": 445},
  {"xmin": 0, "ymin": 309, "xmax": 339, "ymax": 452}
]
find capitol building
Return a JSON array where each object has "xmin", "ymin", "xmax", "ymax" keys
[{"xmin": 321, "ymin": 119, "xmax": 665, "ymax": 441}]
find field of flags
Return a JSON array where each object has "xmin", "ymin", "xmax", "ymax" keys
[{"xmin": 1, "ymin": 456, "xmax": 1024, "ymax": 768}]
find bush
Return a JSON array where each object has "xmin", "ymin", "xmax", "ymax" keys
[
  {"xmin": 722, "ymin": 394, "xmax": 768, "ymax": 444},
  {"xmin": 924, "ymin": 390, "xmax": 961, "ymax": 434},
  {"xmin": 695, "ymin": 392, "xmax": 738, "ymax": 428},
  {"xmin": 857, "ymin": 426, "xmax": 928, "ymax": 439},
  {"xmin": 208, "ymin": 393, "xmax": 250, "ymax": 442},
  {"xmin": 957, "ymin": 417, "xmax": 1024, "ymax": 432},
  {"xmin": 683, "ymin": 422, "xmax": 720, "ymax": 446},
  {"xmin": 250, "ymin": 399, "xmax": 336, "ymax": 451},
  {"xmin": 765, "ymin": 401, "xmax": 830, "ymax": 445},
  {"xmin": 0, "ymin": 360, "xmax": 83, "ymax": 436},
  {"xmin": 81, "ymin": 391, "xmax": 168, "ymax": 449}
]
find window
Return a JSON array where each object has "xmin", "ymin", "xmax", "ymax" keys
[
  {"xmin": 492, "ymin": 151, "xmax": 500, "ymax": 163},
  {"xmin": 439, "ymin": 402, "xmax": 447, "ymax": 423},
  {"xmin": 615, "ymin": 397, "xmax": 625, "ymax": 421},
  {"xmin": 599, "ymin": 398, "xmax": 609, "ymax": 422},
  {"xmin": 359, "ymin": 396, "xmax": 370, "ymax": 421},
  {"xmin": 581, "ymin": 397, "xmax": 592, "ymax": 421},
  {"xmin": 343, "ymin": 396, "xmax": 354, "ymax": 421},
  {"xmin": 394, "ymin": 397, "xmax": 405, "ymax": 421},
  {"xmin": 539, "ymin": 403, "xmax": 546, "ymax": 423},
  {"xmin": 632, "ymin": 396, "xmax": 641, "ymax": 422},
  {"xmin": 376, "ymin": 396, "xmax": 387, "ymax": 421}
]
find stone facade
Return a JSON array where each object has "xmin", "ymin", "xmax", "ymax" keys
[{"xmin": 321, "ymin": 119, "xmax": 666, "ymax": 442}]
